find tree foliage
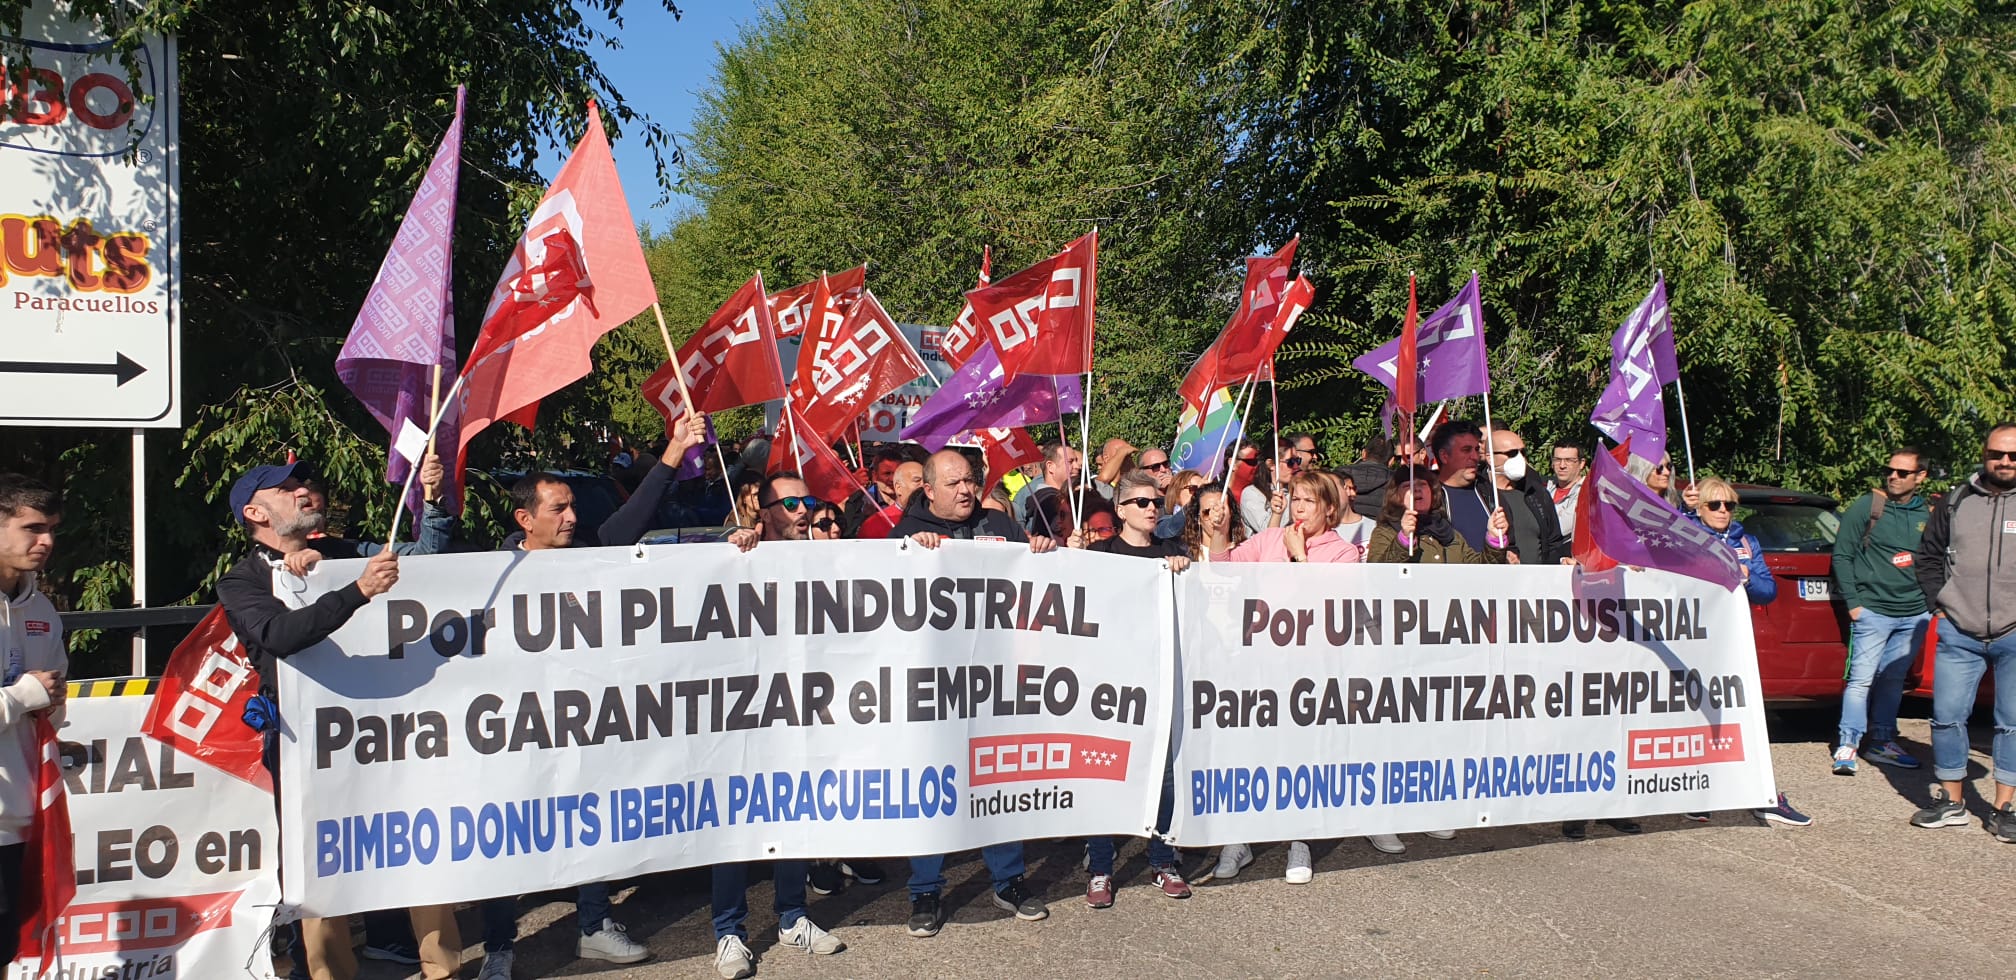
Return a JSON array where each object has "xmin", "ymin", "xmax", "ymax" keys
[{"xmin": 1, "ymin": 0, "xmax": 681, "ymax": 674}]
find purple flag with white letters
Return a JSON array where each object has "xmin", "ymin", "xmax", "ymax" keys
[
  {"xmin": 1585, "ymin": 445, "xmax": 1741, "ymax": 590},
  {"xmin": 1590, "ymin": 281, "xmax": 1669, "ymax": 464},
  {"xmin": 901, "ymin": 344, "xmax": 1082, "ymax": 451},
  {"xmin": 1352, "ymin": 273, "xmax": 1489, "ymax": 402},
  {"xmin": 335, "ymin": 87, "xmax": 466, "ymax": 509}
]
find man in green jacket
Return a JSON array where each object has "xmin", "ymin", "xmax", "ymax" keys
[{"xmin": 1829, "ymin": 447, "xmax": 1933, "ymax": 774}]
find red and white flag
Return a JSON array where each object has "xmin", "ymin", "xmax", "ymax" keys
[
  {"xmin": 968, "ymin": 232, "xmax": 1096, "ymax": 381},
  {"xmin": 973, "ymin": 426, "xmax": 1041, "ymax": 492},
  {"xmin": 141, "ymin": 607, "xmax": 272, "ymax": 792},
  {"xmin": 769, "ymin": 266, "xmax": 864, "ymax": 339},
  {"xmin": 939, "ymin": 247, "xmax": 991, "ymax": 370},
  {"xmin": 1178, "ymin": 237, "xmax": 1299, "ymax": 415},
  {"xmin": 767, "ymin": 409, "xmax": 865, "ymax": 507},
  {"xmin": 645, "ymin": 275, "xmax": 789, "ymax": 415},
  {"xmin": 15, "ymin": 715, "xmax": 76, "ymax": 975},
  {"xmin": 789, "ymin": 287, "xmax": 927, "ymax": 443},
  {"xmin": 454, "ymin": 103, "xmax": 656, "ymax": 471}
]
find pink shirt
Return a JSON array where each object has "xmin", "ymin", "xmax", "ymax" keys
[{"xmin": 1228, "ymin": 526, "xmax": 1363, "ymax": 564}]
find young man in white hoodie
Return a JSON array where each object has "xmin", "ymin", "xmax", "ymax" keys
[{"xmin": 0, "ymin": 474, "xmax": 66, "ymax": 965}]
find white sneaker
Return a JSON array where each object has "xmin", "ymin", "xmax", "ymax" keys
[
  {"xmin": 1284, "ymin": 841, "xmax": 1313, "ymax": 883},
  {"xmin": 578, "ymin": 918, "xmax": 649, "ymax": 964},
  {"xmin": 476, "ymin": 950, "xmax": 513, "ymax": 980},
  {"xmin": 714, "ymin": 935, "xmax": 754, "ymax": 980},
  {"xmin": 1211, "ymin": 842, "xmax": 1254, "ymax": 880},
  {"xmin": 1424, "ymin": 829, "xmax": 1456, "ymax": 840},
  {"xmin": 1367, "ymin": 834, "xmax": 1405, "ymax": 854},
  {"xmin": 778, "ymin": 916, "xmax": 845, "ymax": 955}
]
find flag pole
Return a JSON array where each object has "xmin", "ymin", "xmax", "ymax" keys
[
  {"xmin": 1073, "ymin": 228, "xmax": 1098, "ymax": 534},
  {"xmin": 1207, "ymin": 372, "xmax": 1257, "ymax": 482},
  {"xmin": 650, "ymin": 300, "xmax": 738, "ymax": 527},
  {"xmin": 1659, "ymin": 271, "xmax": 1699, "ymax": 487},
  {"xmin": 388, "ymin": 371, "xmax": 469, "ymax": 548},
  {"xmin": 1471, "ymin": 269, "xmax": 1501, "ymax": 513}
]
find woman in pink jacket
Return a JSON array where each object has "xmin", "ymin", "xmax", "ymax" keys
[
  {"xmin": 1210, "ymin": 471, "xmax": 1360, "ymax": 886},
  {"xmin": 1227, "ymin": 471, "xmax": 1363, "ymax": 564}
]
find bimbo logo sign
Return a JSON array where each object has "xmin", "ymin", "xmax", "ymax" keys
[{"xmin": 0, "ymin": 38, "xmax": 159, "ymax": 157}]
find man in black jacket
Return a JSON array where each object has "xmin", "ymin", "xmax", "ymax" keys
[
  {"xmin": 1487, "ymin": 424, "xmax": 1571, "ymax": 565},
  {"xmin": 214, "ymin": 461, "xmax": 460, "ymax": 980},
  {"xmin": 1910, "ymin": 423, "xmax": 2016, "ymax": 839},
  {"xmin": 889, "ymin": 450, "xmax": 1055, "ymax": 938},
  {"xmin": 1340, "ymin": 435, "xmax": 1392, "ymax": 520}
]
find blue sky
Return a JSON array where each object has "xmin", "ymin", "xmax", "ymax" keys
[{"xmin": 536, "ymin": 2, "xmax": 761, "ymax": 233}]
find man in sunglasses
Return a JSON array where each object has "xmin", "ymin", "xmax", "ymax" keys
[
  {"xmin": 1283, "ymin": 432, "xmax": 1322, "ymax": 472},
  {"xmin": 1486, "ymin": 424, "xmax": 1569, "ymax": 565},
  {"xmin": 1912, "ymin": 424, "xmax": 2016, "ymax": 840},
  {"xmin": 892, "ymin": 450, "xmax": 1055, "ymax": 937},
  {"xmin": 1829, "ymin": 447, "xmax": 1933, "ymax": 775}
]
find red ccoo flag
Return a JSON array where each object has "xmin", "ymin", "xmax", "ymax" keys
[
  {"xmin": 939, "ymin": 247, "xmax": 992, "ymax": 370},
  {"xmin": 644, "ymin": 275, "xmax": 788, "ymax": 415},
  {"xmin": 142, "ymin": 607, "xmax": 272, "ymax": 791},
  {"xmin": 767, "ymin": 409, "xmax": 867, "ymax": 507},
  {"xmin": 789, "ymin": 287, "xmax": 928, "ymax": 443},
  {"xmin": 1178, "ymin": 237, "xmax": 1300, "ymax": 415},
  {"xmin": 769, "ymin": 265, "xmax": 865, "ymax": 339},
  {"xmin": 15, "ymin": 715, "xmax": 76, "ymax": 975},
  {"xmin": 974, "ymin": 426, "xmax": 1041, "ymax": 493},
  {"xmin": 455, "ymin": 103, "xmax": 655, "ymax": 472},
  {"xmin": 968, "ymin": 232, "xmax": 1095, "ymax": 380},
  {"xmin": 1397, "ymin": 274, "xmax": 1419, "ymax": 415}
]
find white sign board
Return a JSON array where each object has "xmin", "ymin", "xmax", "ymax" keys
[{"xmin": 0, "ymin": 0, "xmax": 180, "ymax": 427}]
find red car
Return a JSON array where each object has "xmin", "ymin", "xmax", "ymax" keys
[{"xmin": 1729, "ymin": 485, "xmax": 1933, "ymax": 703}]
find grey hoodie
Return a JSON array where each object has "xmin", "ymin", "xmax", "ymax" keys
[
  {"xmin": 0, "ymin": 573, "xmax": 66, "ymax": 844},
  {"xmin": 1916, "ymin": 472, "xmax": 2016, "ymax": 641}
]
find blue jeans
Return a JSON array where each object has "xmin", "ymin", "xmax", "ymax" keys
[
  {"xmin": 1838, "ymin": 609, "xmax": 1929, "ymax": 748},
  {"xmin": 1930, "ymin": 618, "xmax": 2016, "ymax": 784},
  {"xmin": 1087, "ymin": 759, "xmax": 1178, "ymax": 875},
  {"xmin": 480, "ymin": 883, "xmax": 612, "ymax": 952},
  {"xmin": 711, "ymin": 861, "xmax": 808, "ymax": 941},
  {"xmin": 907, "ymin": 843, "xmax": 1024, "ymax": 899}
]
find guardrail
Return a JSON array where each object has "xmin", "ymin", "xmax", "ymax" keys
[{"xmin": 64, "ymin": 605, "xmax": 212, "ymax": 678}]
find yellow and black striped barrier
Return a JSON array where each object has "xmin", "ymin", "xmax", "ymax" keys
[{"xmin": 65, "ymin": 676, "xmax": 157, "ymax": 698}]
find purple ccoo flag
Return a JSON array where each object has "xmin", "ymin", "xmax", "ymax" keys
[
  {"xmin": 1585, "ymin": 445, "xmax": 1741, "ymax": 590},
  {"xmin": 902, "ymin": 344, "xmax": 1082, "ymax": 451},
  {"xmin": 335, "ymin": 86, "xmax": 466, "ymax": 510},
  {"xmin": 1590, "ymin": 281, "xmax": 1670, "ymax": 464},
  {"xmin": 1353, "ymin": 273, "xmax": 1489, "ymax": 403}
]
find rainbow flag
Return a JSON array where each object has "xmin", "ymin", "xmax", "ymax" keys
[{"xmin": 1171, "ymin": 385, "xmax": 1245, "ymax": 479}]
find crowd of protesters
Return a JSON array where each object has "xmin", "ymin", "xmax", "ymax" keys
[{"xmin": 4, "ymin": 418, "xmax": 2016, "ymax": 978}]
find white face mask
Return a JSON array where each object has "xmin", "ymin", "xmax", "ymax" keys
[{"xmin": 1502, "ymin": 452, "xmax": 1528, "ymax": 482}]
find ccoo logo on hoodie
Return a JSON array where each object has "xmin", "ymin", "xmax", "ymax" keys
[{"xmin": 23, "ymin": 621, "xmax": 49, "ymax": 636}]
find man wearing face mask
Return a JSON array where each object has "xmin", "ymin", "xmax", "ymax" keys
[{"xmin": 1487, "ymin": 424, "xmax": 1570, "ymax": 565}]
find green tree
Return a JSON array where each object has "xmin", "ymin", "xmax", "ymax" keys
[{"xmin": 1, "ymin": 0, "xmax": 682, "ymax": 674}]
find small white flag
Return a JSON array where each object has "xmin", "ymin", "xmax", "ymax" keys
[{"xmin": 393, "ymin": 418, "xmax": 429, "ymax": 465}]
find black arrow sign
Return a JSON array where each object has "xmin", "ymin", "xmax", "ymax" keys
[{"xmin": 0, "ymin": 352, "xmax": 147, "ymax": 387}]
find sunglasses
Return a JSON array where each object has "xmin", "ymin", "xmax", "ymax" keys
[
  {"xmin": 1285, "ymin": 458, "xmax": 1304, "ymax": 469},
  {"xmin": 1118, "ymin": 496, "xmax": 1161, "ymax": 510},
  {"xmin": 811, "ymin": 518, "xmax": 839, "ymax": 532},
  {"xmin": 1492, "ymin": 447, "xmax": 1526, "ymax": 459},
  {"xmin": 1701, "ymin": 500, "xmax": 1736, "ymax": 512},
  {"xmin": 1653, "ymin": 463, "xmax": 1671, "ymax": 474},
  {"xmin": 1142, "ymin": 460, "xmax": 1172, "ymax": 471},
  {"xmin": 1086, "ymin": 525, "xmax": 1118, "ymax": 539},
  {"xmin": 1883, "ymin": 467, "xmax": 1923, "ymax": 478},
  {"xmin": 1237, "ymin": 456, "xmax": 1258, "ymax": 466},
  {"xmin": 764, "ymin": 495, "xmax": 820, "ymax": 512},
  {"xmin": 1986, "ymin": 450, "xmax": 2016, "ymax": 462}
]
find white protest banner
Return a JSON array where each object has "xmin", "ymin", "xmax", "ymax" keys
[
  {"xmin": 1168, "ymin": 563, "xmax": 1776, "ymax": 846},
  {"xmin": 11, "ymin": 682, "xmax": 279, "ymax": 980},
  {"xmin": 276, "ymin": 541, "xmax": 1172, "ymax": 918}
]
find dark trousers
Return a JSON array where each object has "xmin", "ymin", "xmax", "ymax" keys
[{"xmin": 0, "ymin": 841, "xmax": 24, "ymax": 964}]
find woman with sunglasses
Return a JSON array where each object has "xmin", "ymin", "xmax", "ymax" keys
[
  {"xmin": 1181, "ymin": 482, "xmax": 1244, "ymax": 562},
  {"xmin": 1156, "ymin": 469, "xmax": 1206, "ymax": 539},
  {"xmin": 1064, "ymin": 471, "xmax": 1193, "ymax": 908},
  {"xmin": 1238, "ymin": 454, "xmax": 1289, "ymax": 538},
  {"xmin": 1209, "ymin": 471, "xmax": 1360, "ymax": 885},
  {"xmin": 807, "ymin": 501, "xmax": 846, "ymax": 540},
  {"xmin": 1673, "ymin": 476, "xmax": 1813, "ymax": 827},
  {"xmin": 1626, "ymin": 454, "xmax": 1682, "ymax": 507}
]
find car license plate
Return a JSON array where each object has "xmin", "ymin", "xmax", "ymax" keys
[{"xmin": 1798, "ymin": 578, "xmax": 1832, "ymax": 601}]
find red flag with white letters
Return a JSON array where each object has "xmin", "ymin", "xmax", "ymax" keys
[
  {"xmin": 15, "ymin": 715, "xmax": 77, "ymax": 974},
  {"xmin": 663, "ymin": 275, "xmax": 789, "ymax": 413},
  {"xmin": 974, "ymin": 426, "xmax": 1041, "ymax": 492},
  {"xmin": 1177, "ymin": 238, "xmax": 1301, "ymax": 415},
  {"xmin": 767, "ymin": 410, "xmax": 867, "ymax": 506},
  {"xmin": 455, "ymin": 103, "xmax": 656, "ymax": 473},
  {"xmin": 939, "ymin": 247, "xmax": 992, "ymax": 370},
  {"xmin": 142, "ymin": 607, "xmax": 273, "ymax": 792},
  {"xmin": 768, "ymin": 266, "xmax": 865, "ymax": 339},
  {"xmin": 968, "ymin": 232, "xmax": 1095, "ymax": 380},
  {"xmin": 789, "ymin": 288, "xmax": 928, "ymax": 443}
]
